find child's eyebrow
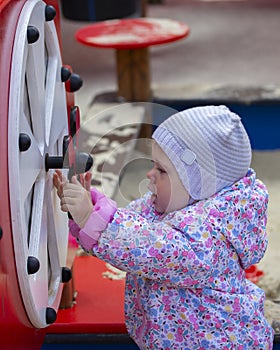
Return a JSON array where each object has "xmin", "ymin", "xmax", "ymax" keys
[
  {"xmin": 154, "ymin": 159, "xmax": 167, "ymax": 170},
  {"xmin": 153, "ymin": 159, "xmax": 161, "ymax": 166}
]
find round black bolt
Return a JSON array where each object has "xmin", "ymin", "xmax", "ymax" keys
[
  {"xmin": 61, "ymin": 67, "xmax": 72, "ymax": 82},
  {"xmin": 61, "ymin": 267, "xmax": 72, "ymax": 283},
  {"xmin": 19, "ymin": 133, "xmax": 31, "ymax": 152},
  {"xmin": 46, "ymin": 307, "xmax": 57, "ymax": 324},
  {"xmin": 27, "ymin": 256, "xmax": 40, "ymax": 275},
  {"xmin": 75, "ymin": 152, "xmax": 94, "ymax": 174},
  {"xmin": 0, "ymin": 226, "xmax": 3, "ymax": 240},
  {"xmin": 27, "ymin": 26, "xmax": 39, "ymax": 44},
  {"xmin": 69, "ymin": 73, "xmax": 83, "ymax": 92},
  {"xmin": 45, "ymin": 5, "xmax": 56, "ymax": 21}
]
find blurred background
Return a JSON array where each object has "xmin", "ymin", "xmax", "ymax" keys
[{"xmin": 59, "ymin": 0, "xmax": 280, "ymax": 108}]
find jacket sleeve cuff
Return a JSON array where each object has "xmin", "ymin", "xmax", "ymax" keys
[
  {"xmin": 69, "ymin": 219, "xmax": 80, "ymax": 238},
  {"xmin": 77, "ymin": 189, "xmax": 117, "ymax": 251}
]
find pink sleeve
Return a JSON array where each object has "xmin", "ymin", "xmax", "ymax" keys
[
  {"xmin": 74, "ymin": 188, "xmax": 117, "ymax": 251},
  {"xmin": 69, "ymin": 219, "xmax": 80, "ymax": 238},
  {"xmin": 90, "ymin": 187, "xmax": 106, "ymax": 204}
]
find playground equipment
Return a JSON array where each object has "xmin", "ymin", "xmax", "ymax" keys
[
  {"xmin": 0, "ymin": 0, "xmax": 92, "ymax": 348},
  {"xmin": 1, "ymin": 1, "xmax": 279, "ymax": 349}
]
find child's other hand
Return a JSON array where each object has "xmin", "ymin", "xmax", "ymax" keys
[{"xmin": 61, "ymin": 176, "xmax": 93, "ymax": 228}]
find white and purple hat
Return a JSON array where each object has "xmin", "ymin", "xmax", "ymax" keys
[{"xmin": 152, "ymin": 105, "xmax": 252, "ymax": 200}]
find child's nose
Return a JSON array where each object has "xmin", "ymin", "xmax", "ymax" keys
[{"xmin": 146, "ymin": 168, "xmax": 154, "ymax": 181}]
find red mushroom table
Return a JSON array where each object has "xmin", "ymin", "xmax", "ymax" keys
[{"xmin": 75, "ymin": 17, "xmax": 190, "ymax": 102}]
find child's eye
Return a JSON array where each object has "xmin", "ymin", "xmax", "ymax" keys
[
  {"xmin": 151, "ymin": 160, "xmax": 166, "ymax": 174},
  {"xmin": 157, "ymin": 167, "xmax": 166, "ymax": 174}
]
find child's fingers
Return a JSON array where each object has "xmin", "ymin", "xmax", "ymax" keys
[
  {"xmin": 71, "ymin": 175, "xmax": 80, "ymax": 186},
  {"xmin": 53, "ymin": 170, "xmax": 68, "ymax": 187},
  {"xmin": 71, "ymin": 172, "xmax": 92, "ymax": 191},
  {"xmin": 84, "ymin": 172, "xmax": 92, "ymax": 191},
  {"xmin": 56, "ymin": 169, "xmax": 68, "ymax": 182},
  {"xmin": 60, "ymin": 194, "xmax": 76, "ymax": 212},
  {"xmin": 53, "ymin": 170, "xmax": 70, "ymax": 200},
  {"xmin": 60, "ymin": 203, "xmax": 69, "ymax": 212},
  {"xmin": 62, "ymin": 180, "xmax": 86, "ymax": 198},
  {"xmin": 53, "ymin": 175, "xmax": 63, "ymax": 199},
  {"xmin": 55, "ymin": 169, "xmax": 62, "ymax": 177},
  {"xmin": 53, "ymin": 171, "xmax": 61, "ymax": 189}
]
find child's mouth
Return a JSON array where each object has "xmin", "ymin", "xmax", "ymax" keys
[{"xmin": 148, "ymin": 185, "xmax": 157, "ymax": 204}]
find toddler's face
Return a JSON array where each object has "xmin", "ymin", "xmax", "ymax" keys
[{"xmin": 147, "ymin": 142, "xmax": 190, "ymax": 214}]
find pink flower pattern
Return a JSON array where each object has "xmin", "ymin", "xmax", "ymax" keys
[{"xmin": 73, "ymin": 169, "xmax": 274, "ymax": 349}]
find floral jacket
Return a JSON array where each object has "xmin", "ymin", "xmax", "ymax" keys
[{"xmin": 70, "ymin": 168, "xmax": 274, "ymax": 349}]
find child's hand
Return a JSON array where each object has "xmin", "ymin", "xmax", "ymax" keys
[
  {"xmin": 61, "ymin": 176, "xmax": 93, "ymax": 228},
  {"xmin": 53, "ymin": 170, "xmax": 92, "ymax": 200}
]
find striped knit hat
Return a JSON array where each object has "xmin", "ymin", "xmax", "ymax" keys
[{"xmin": 152, "ymin": 105, "xmax": 252, "ymax": 200}]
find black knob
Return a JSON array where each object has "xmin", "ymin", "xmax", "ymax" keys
[
  {"xmin": 45, "ymin": 5, "xmax": 56, "ymax": 21},
  {"xmin": 27, "ymin": 256, "xmax": 40, "ymax": 275},
  {"xmin": 70, "ymin": 106, "xmax": 79, "ymax": 137},
  {"xmin": 27, "ymin": 26, "xmax": 39, "ymax": 44},
  {"xmin": 61, "ymin": 267, "xmax": 72, "ymax": 283},
  {"xmin": 61, "ymin": 67, "xmax": 72, "ymax": 82},
  {"xmin": 62, "ymin": 135, "xmax": 70, "ymax": 167},
  {"xmin": 45, "ymin": 151, "xmax": 93, "ymax": 173},
  {"xmin": 45, "ymin": 153, "xmax": 63, "ymax": 171},
  {"xmin": 0, "ymin": 226, "xmax": 3, "ymax": 240},
  {"xmin": 46, "ymin": 307, "xmax": 57, "ymax": 324},
  {"xmin": 19, "ymin": 133, "xmax": 31, "ymax": 152},
  {"xmin": 69, "ymin": 73, "xmax": 83, "ymax": 92},
  {"xmin": 75, "ymin": 152, "xmax": 93, "ymax": 174}
]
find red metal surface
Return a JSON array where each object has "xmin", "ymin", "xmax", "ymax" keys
[
  {"xmin": 48, "ymin": 256, "xmax": 127, "ymax": 334},
  {"xmin": 75, "ymin": 17, "xmax": 190, "ymax": 49}
]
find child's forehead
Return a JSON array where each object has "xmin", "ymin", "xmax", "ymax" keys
[
  {"xmin": 152, "ymin": 142, "xmax": 172, "ymax": 166},
  {"xmin": 152, "ymin": 141, "xmax": 164, "ymax": 157}
]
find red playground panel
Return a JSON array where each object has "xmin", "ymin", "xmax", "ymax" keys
[{"xmin": 48, "ymin": 256, "xmax": 127, "ymax": 335}]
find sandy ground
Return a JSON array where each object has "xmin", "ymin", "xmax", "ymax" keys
[
  {"xmin": 251, "ymin": 151, "xmax": 280, "ymax": 299},
  {"xmin": 250, "ymin": 151, "xmax": 280, "ymax": 331}
]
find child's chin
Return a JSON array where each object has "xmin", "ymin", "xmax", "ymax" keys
[
  {"xmin": 154, "ymin": 201, "xmax": 165, "ymax": 214},
  {"xmin": 152, "ymin": 195, "xmax": 158, "ymax": 209},
  {"xmin": 151, "ymin": 194, "xmax": 166, "ymax": 213}
]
